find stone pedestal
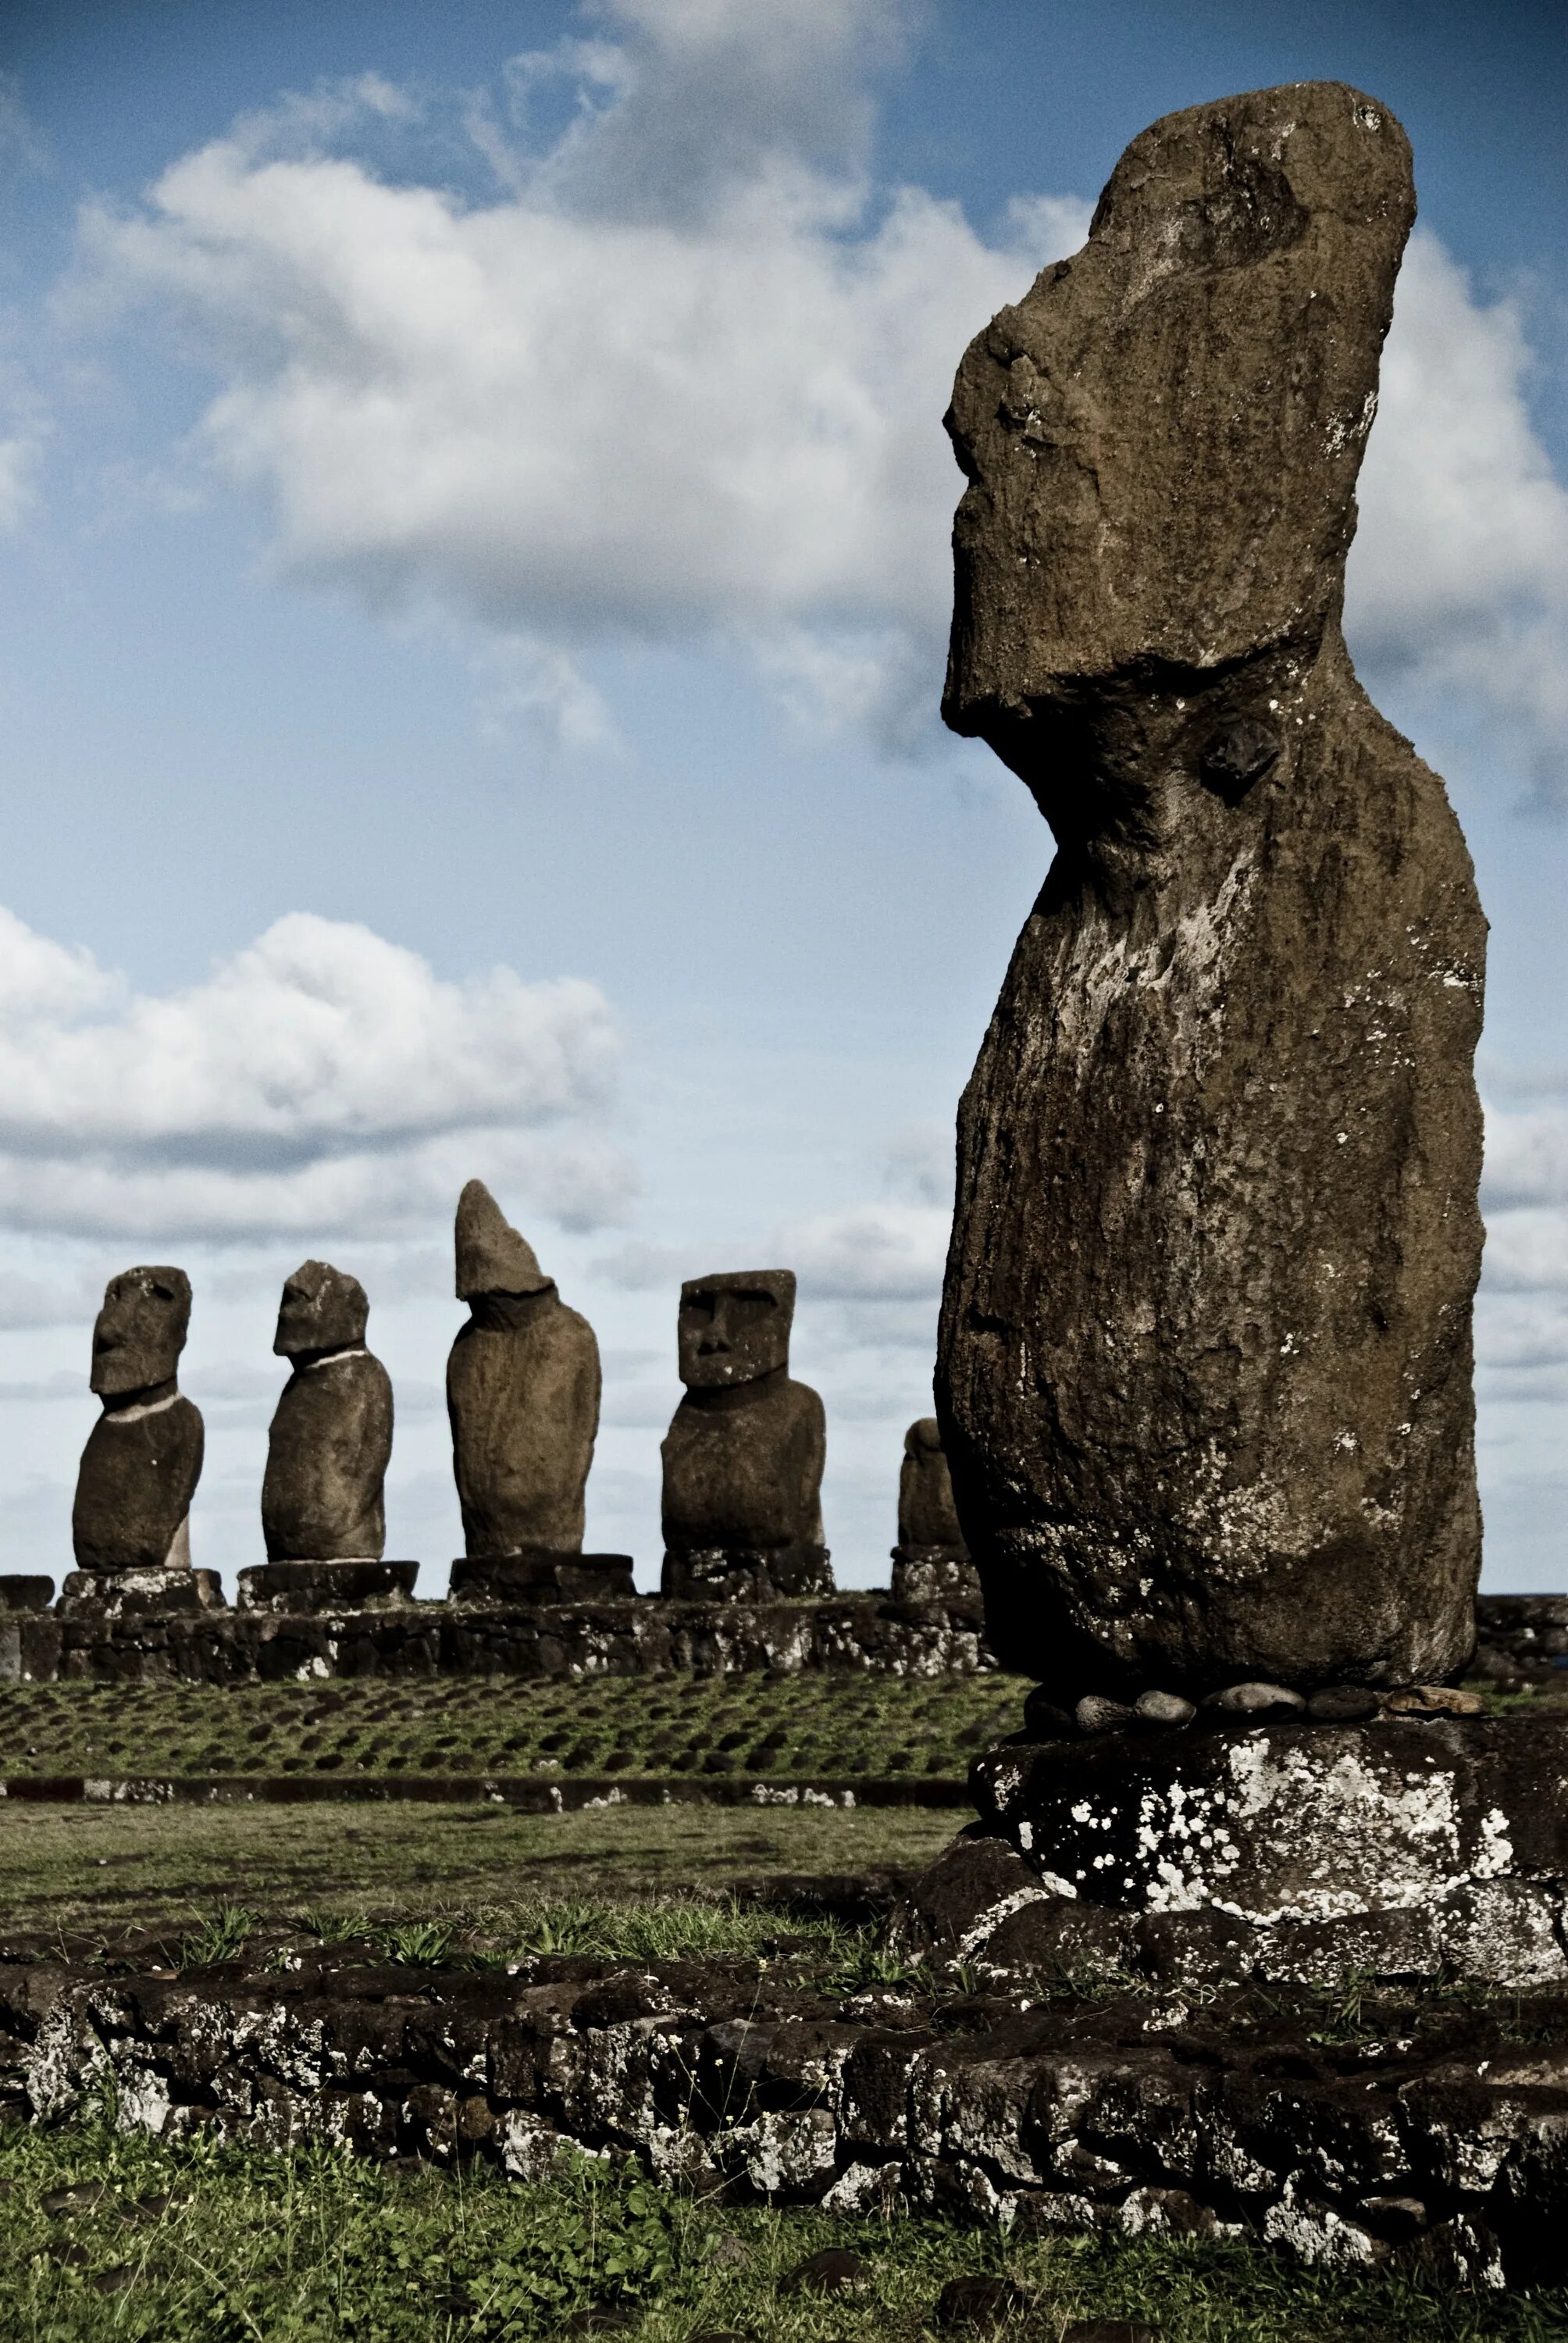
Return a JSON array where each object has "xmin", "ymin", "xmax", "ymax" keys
[
  {"xmin": 236, "ymin": 1560, "xmax": 419, "ymax": 1614},
  {"xmin": 660, "ymin": 1544, "xmax": 833, "ymax": 1603},
  {"xmin": 447, "ymin": 1551, "xmax": 635, "ymax": 1607},
  {"xmin": 904, "ymin": 1711, "xmax": 1568, "ymax": 1989},
  {"xmin": 59, "ymin": 1567, "xmax": 226, "ymax": 1620},
  {"xmin": 0, "ymin": 1576, "xmax": 53, "ymax": 1614},
  {"xmin": 889, "ymin": 1546, "xmax": 981, "ymax": 1606}
]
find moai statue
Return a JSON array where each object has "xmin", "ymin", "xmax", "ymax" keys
[
  {"xmin": 71, "ymin": 1266, "xmax": 205, "ymax": 1574},
  {"xmin": 890, "ymin": 1418, "xmax": 979, "ymax": 1606},
  {"xmin": 445, "ymin": 1182, "xmax": 629, "ymax": 1605},
  {"xmin": 935, "ymin": 82, "xmax": 1485, "ymax": 1699},
  {"xmin": 661, "ymin": 1270, "xmax": 831, "ymax": 1600},
  {"xmin": 261, "ymin": 1262, "xmax": 393, "ymax": 1567}
]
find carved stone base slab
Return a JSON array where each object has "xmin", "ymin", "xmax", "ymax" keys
[
  {"xmin": 58, "ymin": 1567, "xmax": 226, "ymax": 1619},
  {"xmin": 661, "ymin": 1545, "xmax": 834, "ymax": 1602},
  {"xmin": 236, "ymin": 1560, "xmax": 419, "ymax": 1614},
  {"xmin": 447, "ymin": 1551, "xmax": 635, "ymax": 1607},
  {"xmin": 890, "ymin": 1545, "xmax": 981, "ymax": 1605},
  {"xmin": 913, "ymin": 1713, "xmax": 1568, "ymax": 1987},
  {"xmin": 0, "ymin": 1576, "xmax": 53, "ymax": 1615}
]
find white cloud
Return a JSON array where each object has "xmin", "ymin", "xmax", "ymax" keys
[
  {"xmin": 785, "ymin": 1200, "xmax": 947, "ymax": 1302},
  {"xmin": 0, "ymin": 907, "xmax": 630, "ymax": 1243},
  {"xmin": 1347, "ymin": 232, "xmax": 1568, "ymax": 795},
  {"xmin": 67, "ymin": 5, "xmax": 1086, "ymax": 747},
  {"xmin": 61, "ymin": 2, "xmax": 1568, "ymax": 783}
]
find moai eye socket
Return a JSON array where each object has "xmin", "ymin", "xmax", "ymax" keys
[{"xmin": 1200, "ymin": 719, "xmax": 1281, "ymax": 805}]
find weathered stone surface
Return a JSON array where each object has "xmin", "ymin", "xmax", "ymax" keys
[
  {"xmin": 971, "ymin": 1714, "xmax": 1568, "ymax": 1939},
  {"xmin": 237, "ymin": 1560, "xmax": 417, "ymax": 1614},
  {"xmin": 3, "ymin": 1588, "xmax": 987, "ymax": 1686},
  {"xmin": 0, "ymin": 1576, "xmax": 52, "ymax": 1614},
  {"xmin": 5, "ymin": 1935, "xmax": 1568, "ymax": 2281},
  {"xmin": 662, "ymin": 1545, "xmax": 833, "ymax": 1603},
  {"xmin": 73, "ymin": 1268, "xmax": 203, "ymax": 1573},
  {"xmin": 262, "ymin": 1264, "xmax": 392, "ymax": 1564},
  {"xmin": 661, "ymin": 1271, "xmax": 830, "ymax": 1600},
  {"xmin": 447, "ymin": 1551, "xmax": 635, "ymax": 1607},
  {"xmin": 57, "ymin": 1567, "xmax": 226, "ymax": 1619},
  {"xmin": 935, "ymin": 84, "xmax": 1485, "ymax": 1696},
  {"xmin": 447, "ymin": 1183, "xmax": 600, "ymax": 1559}
]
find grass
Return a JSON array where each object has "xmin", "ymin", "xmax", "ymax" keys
[
  {"xmin": 0, "ymin": 1797, "xmax": 960, "ymax": 1938},
  {"xmin": 0, "ymin": 1668, "xmax": 1025, "ymax": 1785},
  {"xmin": 1, "ymin": 2118, "xmax": 1563, "ymax": 2340}
]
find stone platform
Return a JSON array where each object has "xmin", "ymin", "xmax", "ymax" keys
[
  {"xmin": 904, "ymin": 1710, "xmax": 1568, "ymax": 1989},
  {"xmin": 0, "ymin": 1589, "xmax": 989, "ymax": 1686}
]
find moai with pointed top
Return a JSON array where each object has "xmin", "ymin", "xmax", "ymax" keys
[
  {"xmin": 445, "ymin": 1182, "xmax": 629, "ymax": 1604},
  {"xmin": 71, "ymin": 1266, "xmax": 205, "ymax": 1576},
  {"xmin": 261, "ymin": 1261, "xmax": 394, "ymax": 1566},
  {"xmin": 661, "ymin": 1270, "xmax": 832, "ymax": 1600},
  {"xmin": 891, "ymin": 1418, "xmax": 979, "ymax": 1606},
  {"xmin": 935, "ymin": 81, "xmax": 1486, "ymax": 1700}
]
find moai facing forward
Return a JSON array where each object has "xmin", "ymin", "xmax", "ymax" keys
[
  {"xmin": 446, "ymin": 1182, "xmax": 629, "ymax": 1604},
  {"xmin": 661, "ymin": 1270, "xmax": 830, "ymax": 1601},
  {"xmin": 891, "ymin": 1418, "xmax": 979, "ymax": 1606},
  {"xmin": 72, "ymin": 1266, "xmax": 205, "ymax": 1575},
  {"xmin": 262, "ymin": 1262, "xmax": 393, "ymax": 1564}
]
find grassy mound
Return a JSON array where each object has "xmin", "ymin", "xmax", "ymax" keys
[{"xmin": 0, "ymin": 1669, "xmax": 1026, "ymax": 1783}]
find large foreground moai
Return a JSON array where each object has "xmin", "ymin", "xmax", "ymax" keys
[
  {"xmin": 73, "ymin": 1267, "xmax": 204, "ymax": 1571},
  {"xmin": 446, "ymin": 1180, "xmax": 600, "ymax": 1560},
  {"xmin": 661, "ymin": 1270, "xmax": 831, "ymax": 1600},
  {"xmin": 935, "ymin": 84, "xmax": 1486, "ymax": 1696},
  {"xmin": 262, "ymin": 1262, "xmax": 392, "ymax": 1563}
]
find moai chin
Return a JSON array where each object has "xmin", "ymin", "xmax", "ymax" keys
[
  {"xmin": 935, "ymin": 82, "xmax": 1485, "ymax": 1697},
  {"xmin": 262, "ymin": 1261, "xmax": 393, "ymax": 1563},
  {"xmin": 446, "ymin": 1180, "xmax": 601, "ymax": 1561},
  {"xmin": 661, "ymin": 1270, "xmax": 832, "ymax": 1600},
  {"xmin": 72, "ymin": 1266, "xmax": 205, "ymax": 1571},
  {"xmin": 891, "ymin": 1418, "xmax": 979, "ymax": 1606}
]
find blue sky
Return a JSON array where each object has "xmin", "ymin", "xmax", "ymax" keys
[{"xmin": 0, "ymin": 0, "xmax": 1564, "ymax": 1592}]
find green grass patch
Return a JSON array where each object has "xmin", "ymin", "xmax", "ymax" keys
[
  {"xmin": 0, "ymin": 1797, "xmax": 960, "ymax": 1937},
  {"xmin": 0, "ymin": 1669, "xmax": 1025, "ymax": 1784},
  {"xmin": 0, "ymin": 2117, "xmax": 1561, "ymax": 2339}
]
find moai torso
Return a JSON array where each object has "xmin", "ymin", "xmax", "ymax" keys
[
  {"xmin": 662, "ymin": 1374, "xmax": 827, "ymax": 1552},
  {"xmin": 262, "ymin": 1262, "xmax": 392, "ymax": 1563},
  {"xmin": 445, "ymin": 1180, "xmax": 600, "ymax": 1557},
  {"xmin": 72, "ymin": 1266, "xmax": 203, "ymax": 1571},
  {"xmin": 661, "ymin": 1271, "xmax": 829, "ymax": 1597},
  {"xmin": 891, "ymin": 1416, "xmax": 977, "ymax": 1606},
  {"xmin": 898, "ymin": 1418, "xmax": 967, "ymax": 1553},
  {"xmin": 935, "ymin": 83, "xmax": 1484, "ymax": 1697},
  {"xmin": 448, "ymin": 1293, "xmax": 600, "ymax": 1555}
]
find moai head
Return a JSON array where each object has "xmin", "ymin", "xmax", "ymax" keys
[
  {"xmin": 90, "ymin": 1266, "xmax": 191, "ymax": 1402},
  {"xmin": 678, "ymin": 1270, "xmax": 795, "ymax": 1392},
  {"xmin": 943, "ymin": 85, "xmax": 1414, "ymax": 790},
  {"xmin": 455, "ymin": 1179, "xmax": 552, "ymax": 1301},
  {"xmin": 274, "ymin": 1261, "xmax": 369, "ymax": 1361}
]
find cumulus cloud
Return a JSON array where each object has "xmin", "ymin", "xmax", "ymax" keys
[
  {"xmin": 62, "ymin": 0, "xmax": 1568, "ymax": 778},
  {"xmin": 67, "ymin": 3, "xmax": 1086, "ymax": 748},
  {"xmin": 0, "ymin": 907, "xmax": 630, "ymax": 1243},
  {"xmin": 1346, "ymin": 232, "xmax": 1568, "ymax": 797}
]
